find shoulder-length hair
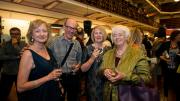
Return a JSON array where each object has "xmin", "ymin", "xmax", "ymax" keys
[
  {"xmin": 91, "ymin": 25, "xmax": 107, "ymax": 42},
  {"xmin": 26, "ymin": 19, "xmax": 50, "ymax": 44},
  {"xmin": 129, "ymin": 28, "xmax": 143, "ymax": 45}
]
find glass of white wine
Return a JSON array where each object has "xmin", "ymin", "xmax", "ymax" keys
[
  {"xmin": 54, "ymin": 64, "xmax": 63, "ymax": 81},
  {"xmin": 96, "ymin": 48, "xmax": 104, "ymax": 62}
]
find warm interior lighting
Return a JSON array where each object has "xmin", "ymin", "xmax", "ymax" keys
[
  {"xmin": 145, "ymin": 0, "xmax": 180, "ymax": 14},
  {"xmin": 174, "ymin": 0, "xmax": 179, "ymax": 2},
  {"xmin": 51, "ymin": 33, "xmax": 56, "ymax": 37},
  {"xmin": 146, "ymin": 12, "xmax": 157, "ymax": 17},
  {"xmin": 44, "ymin": 1, "xmax": 60, "ymax": 9},
  {"xmin": 3, "ymin": 18, "xmax": 29, "ymax": 42},
  {"xmin": 12, "ymin": 0, "xmax": 23, "ymax": 3},
  {"xmin": 144, "ymin": 31, "xmax": 150, "ymax": 36}
]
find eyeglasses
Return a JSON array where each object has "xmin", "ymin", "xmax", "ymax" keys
[
  {"xmin": 10, "ymin": 33, "xmax": 20, "ymax": 35},
  {"xmin": 65, "ymin": 25, "xmax": 77, "ymax": 31}
]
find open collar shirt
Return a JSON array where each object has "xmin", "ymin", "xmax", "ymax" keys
[{"xmin": 48, "ymin": 36, "xmax": 82, "ymax": 73}]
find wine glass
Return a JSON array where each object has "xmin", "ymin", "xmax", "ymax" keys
[
  {"xmin": 69, "ymin": 61, "xmax": 80, "ymax": 75},
  {"xmin": 96, "ymin": 48, "xmax": 104, "ymax": 62},
  {"xmin": 53, "ymin": 64, "xmax": 64, "ymax": 96},
  {"xmin": 54, "ymin": 63, "xmax": 63, "ymax": 81},
  {"xmin": 54, "ymin": 66, "xmax": 60, "ymax": 81}
]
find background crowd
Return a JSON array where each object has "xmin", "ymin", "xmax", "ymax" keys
[{"xmin": 0, "ymin": 18, "xmax": 180, "ymax": 101}]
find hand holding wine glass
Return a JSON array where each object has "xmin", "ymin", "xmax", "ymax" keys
[
  {"xmin": 48, "ymin": 67, "xmax": 62, "ymax": 81},
  {"xmin": 104, "ymin": 68, "xmax": 124, "ymax": 83},
  {"xmin": 96, "ymin": 48, "xmax": 104, "ymax": 62},
  {"xmin": 91, "ymin": 48, "xmax": 100, "ymax": 59},
  {"xmin": 52, "ymin": 66, "xmax": 64, "ymax": 96},
  {"xmin": 71, "ymin": 63, "xmax": 81, "ymax": 74}
]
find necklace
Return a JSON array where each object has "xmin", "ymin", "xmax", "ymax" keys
[{"xmin": 39, "ymin": 46, "xmax": 46, "ymax": 50}]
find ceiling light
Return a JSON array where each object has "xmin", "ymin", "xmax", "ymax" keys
[{"xmin": 174, "ymin": 0, "xmax": 179, "ymax": 2}]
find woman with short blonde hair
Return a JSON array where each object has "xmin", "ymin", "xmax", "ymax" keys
[{"xmin": 81, "ymin": 25, "xmax": 111, "ymax": 101}]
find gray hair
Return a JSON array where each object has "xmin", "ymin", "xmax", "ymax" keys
[{"xmin": 111, "ymin": 25, "xmax": 130, "ymax": 43}]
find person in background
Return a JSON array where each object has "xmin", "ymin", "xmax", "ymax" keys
[
  {"xmin": 157, "ymin": 30, "xmax": 180, "ymax": 101},
  {"xmin": 0, "ymin": 26, "xmax": 10, "ymax": 47},
  {"xmin": 99, "ymin": 25, "xmax": 151, "ymax": 101},
  {"xmin": 0, "ymin": 26, "xmax": 10, "ymax": 69},
  {"xmin": 0, "ymin": 26, "xmax": 4, "ymax": 47},
  {"xmin": 129, "ymin": 28, "xmax": 159, "ymax": 88},
  {"xmin": 176, "ymin": 39, "xmax": 180, "ymax": 101},
  {"xmin": 0, "ymin": 27, "xmax": 27, "ymax": 101},
  {"xmin": 129, "ymin": 28, "xmax": 146, "ymax": 56},
  {"xmin": 76, "ymin": 27, "xmax": 85, "ymax": 48},
  {"xmin": 151, "ymin": 32, "xmax": 166, "ymax": 92},
  {"xmin": 0, "ymin": 26, "xmax": 12, "ymax": 71},
  {"xmin": 75, "ymin": 27, "xmax": 87, "ymax": 62},
  {"xmin": 75, "ymin": 27, "xmax": 89, "ymax": 99},
  {"xmin": 48, "ymin": 18, "xmax": 82, "ymax": 101},
  {"xmin": 0, "ymin": 26, "xmax": 4, "ymax": 71},
  {"xmin": 103, "ymin": 40, "xmax": 112, "ymax": 48},
  {"xmin": 142, "ymin": 35, "xmax": 153, "ymax": 57},
  {"xmin": 106, "ymin": 33, "xmax": 113, "ymax": 48},
  {"xmin": 17, "ymin": 19, "xmax": 63, "ymax": 101},
  {"xmin": 80, "ymin": 25, "xmax": 111, "ymax": 101}
]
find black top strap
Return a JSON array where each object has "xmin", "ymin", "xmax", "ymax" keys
[{"xmin": 60, "ymin": 43, "xmax": 74, "ymax": 67}]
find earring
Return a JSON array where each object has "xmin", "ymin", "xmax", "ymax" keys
[{"xmin": 31, "ymin": 38, "xmax": 34, "ymax": 42}]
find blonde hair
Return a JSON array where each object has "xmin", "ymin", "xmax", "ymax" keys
[
  {"xmin": 129, "ymin": 28, "xmax": 143, "ymax": 46},
  {"xmin": 26, "ymin": 19, "xmax": 50, "ymax": 44},
  {"xmin": 91, "ymin": 25, "xmax": 107, "ymax": 42}
]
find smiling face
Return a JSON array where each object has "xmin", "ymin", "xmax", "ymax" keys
[
  {"xmin": 32, "ymin": 23, "xmax": 48, "ymax": 44},
  {"xmin": 10, "ymin": 29, "xmax": 21, "ymax": 42},
  {"xmin": 64, "ymin": 18, "xmax": 78, "ymax": 40},
  {"xmin": 112, "ymin": 30, "xmax": 127, "ymax": 46},
  {"xmin": 27, "ymin": 19, "xmax": 50, "ymax": 44},
  {"xmin": 111, "ymin": 26, "xmax": 130, "ymax": 47},
  {"xmin": 91, "ymin": 26, "xmax": 107, "ymax": 44},
  {"xmin": 93, "ymin": 28, "xmax": 104, "ymax": 43}
]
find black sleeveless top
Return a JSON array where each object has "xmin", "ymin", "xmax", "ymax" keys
[{"xmin": 18, "ymin": 48, "xmax": 62, "ymax": 101}]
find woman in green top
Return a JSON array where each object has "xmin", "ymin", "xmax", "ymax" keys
[{"xmin": 99, "ymin": 25, "xmax": 151, "ymax": 101}]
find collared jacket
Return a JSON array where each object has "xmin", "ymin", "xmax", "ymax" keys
[{"xmin": 99, "ymin": 45, "xmax": 151, "ymax": 101}]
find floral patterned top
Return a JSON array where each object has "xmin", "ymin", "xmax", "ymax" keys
[{"xmin": 85, "ymin": 44, "xmax": 110, "ymax": 101}]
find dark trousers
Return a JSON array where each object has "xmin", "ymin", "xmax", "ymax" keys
[
  {"xmin": 176, "ymin": 74, "xmax": 180, "ymax": 101},
  {"xmin": 61, "ymin": 73, "xmax": 80, "ymax": 101},
  {"xmin": 163, "ymin": 68, "xmax": 176, "ymax": 97},
  {"xmin": 0, "ymin": 73, "xmax": 17, "ymax": 101}
]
